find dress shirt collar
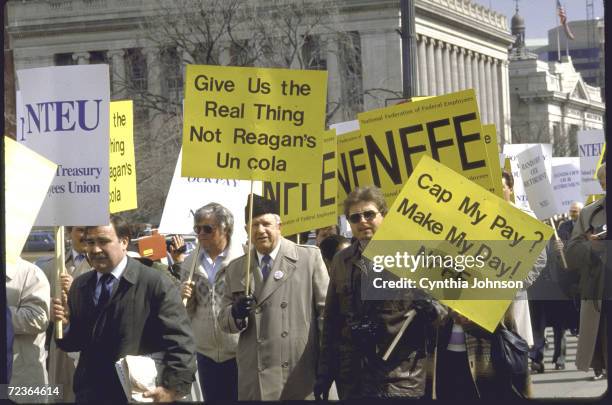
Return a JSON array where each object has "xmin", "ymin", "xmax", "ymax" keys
[
  {"xmin": 96, "ymin": 254, "xmax": 128, "ymax": 282},
  {"xmin": 256, "ymin": 239, "xmax": 281, "ymax": 266}
]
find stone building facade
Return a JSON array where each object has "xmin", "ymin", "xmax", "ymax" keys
[{"xmin": 6, "ymin": 0, "xmax": 515, "ymax": 221}]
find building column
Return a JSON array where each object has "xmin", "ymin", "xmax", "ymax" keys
[
  {"xmin": 457, "ymin": 47, "xmax": 466, "ymax": 90},
  {"xmin": 426, "ymin": 37, "xmax": 437, "ymax": 96},
  {"xmin": 72, "ymin": 52, "xmax": 90, "ymax": 65},
  {"xmin": 484, "ymin": 56, "xmax": 494, "ymax": 124},
  {"xmin": 144, "ymin": 47, "xmax": 161, "ymax": 96},
  {"xmin": 108, "ymin": 49, "xmax": 126, "ymax": 99},
  {"xmin": 471, "ymin": 52, "xmax": 480, "ymax": 106},
  {"xmin": 491, "ymin": 58, "xmax": 501, "ymax": 132},
  {"xmin": 499, "ymin": 60, "xmax": 511, "ymax": 143},
  {"xmin": 450, "ymin": 45, "xmax": 459, "ymax": 92},
  {"xmin": 465, "ymin": 50, "xmax": 473, "ymax": 90},
  {"xmin": 417, "ymin": 34, "xmax": 428, "ymax": 96},
  {"xmin": 478, "ymin": 53, "xmax": 488, "ymax": 123},
  {"xmin": 434, "ymin": 39, "xmax": 444, "ymax": 96},
  {"xmin": 442, "ymin": 42, "xmax": 452, "ymax": 94}
]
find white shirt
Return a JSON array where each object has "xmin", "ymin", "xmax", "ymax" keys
[
  {"xmin": 93, "ymin": 255, "xmax": 128, "ymax": 305},
  {"xmin": 256, "ymin": 240, "xmax": 281, "ymax": 271}
]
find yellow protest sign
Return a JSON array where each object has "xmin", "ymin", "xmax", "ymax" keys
[
  {"xmin": 595, "ymin": 142, "xmax": 606, "ymax": 178},
  {"xmin": 4, "ymin": 137, "xmax": 57, "ymax": 266},
  {"xmin": 336, "ymin": 130, "xmax": 374, "ymax": 212},
  {"xmin": 358, "ymin": 89, "xmax": 495, "ymax": 206},
  {"xmin": 182, "ymin": 65, "xmax": 327, "ymax": 183},
  {"xmin": 362, "ymin": 156, "xmax": 553, "ymax": 332},
  {"xmin": 109, "ymin": 100, "xmax": 137, "ymax": 213},
  {"xmin": 483, "ymin": 124, "xmax": 503, "ymax": 198},
  {"xmin": 263, "ymin": 130, "xmax": 337, "ymax": 236}
]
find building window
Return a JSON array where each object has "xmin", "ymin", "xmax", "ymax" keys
[
  {"xmin": 568, "ymin": 124, "xmax": 579, "ymax": 156},
  {"xmin": 126, "ymin": 48, "xmax": 148, "ymax": 122},
  {"xmin": 339, "ymin": 31, "xmax": 363, "ymax": 113},
  {"xmin": 89, "ymin": 51, "xmax": 108, "ymax": 65},
  {"xmin": 302, "ymin": 35, "xmax": 326, "ymax": 70},
  {"xmin": 161, "ymin": 47, "xmax": 183, "ymax": 102},
  {"xmin": 54, "ymin": 53, "xmax": 75, "ymax": 66}
]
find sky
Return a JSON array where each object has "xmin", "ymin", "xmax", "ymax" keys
[{"xmin": 470, "ymin": 0, "xmax": 605, "ymax": 39}]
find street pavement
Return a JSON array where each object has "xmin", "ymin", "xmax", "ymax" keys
[{"xmin": 531, "ymin": 327, "xmax": 607, "ymax": 399}]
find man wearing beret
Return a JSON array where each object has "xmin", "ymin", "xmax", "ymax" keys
[{"xmin": 218, "ymin": 194, "xmax": 330, "ymax": 400}]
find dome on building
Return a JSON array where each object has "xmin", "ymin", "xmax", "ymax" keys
[{"xmin": 511, "ymin": 12, "xmax": 525, "ymax": 33}]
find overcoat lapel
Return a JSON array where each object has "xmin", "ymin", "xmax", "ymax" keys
[{"xmin": 257, "ymin": 239, "xmax": 297, "ymax": 305}]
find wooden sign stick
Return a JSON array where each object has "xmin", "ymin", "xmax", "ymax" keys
[{"xmin": 55, "ymin": 226, "xmax": 66, "ymax": 339}]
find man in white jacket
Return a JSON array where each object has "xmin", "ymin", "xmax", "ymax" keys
[
  {"xmin": 180, "ymin": 203, "xmax": 241, "ymax": 401},
  {"xmin": 6, "ymin": 258, "xmax": 50, "ymax": 403}
]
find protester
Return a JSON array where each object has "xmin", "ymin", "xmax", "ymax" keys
[
  {"xmin": 38, "ymin": 226, "xmax": 91, "ymax": 402},
  {"xmin": 433, "ymin": 172, "xmax": 538, "ymax": 399},
  {"xmin": 319, "ymin": 234, "xmax": 351, "ymax": 271},
  {"xmin": 51, "ymin": 215, "xmax": 196, "ymax": 403},
  {"xmin": 180, "ymin": 203, "xmax": 241, "ymax": 402},
  {"xmin": 6, "ymin": 258, "xmax": 50, "ymax": 400},
  {"xmin": 316, "ymin": 186, "xmax": 444, "ymax": 399},
  {"xmin": 5, "ymin": 308, "xmax": 13, "ymax": 384},
  {"xmin": 566, "ymin": 163, "xmax": 608, "ymax": 380},
  {"xmin": 556, "ymin": 201, "xmax": 584, "ymax": 335},
  {"xmin": 315, "ymin": 225, "xmax": 340, "ymax": 246},
  {"xmin": 218, "ymin": 194, "xmax": 329, "ymax": 400}
]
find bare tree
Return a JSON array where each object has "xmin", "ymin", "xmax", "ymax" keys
[{"xmin": 115, "ymin": 0, "xmax": 391, "ymax": 223}]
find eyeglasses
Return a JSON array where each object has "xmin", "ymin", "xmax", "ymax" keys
[
  {"xmin": 193, "ymin": 224, "xmax": 215, "ymax": 234},
  {"xmin": 348, "ymin": 210, "xmax": 380, "ymax": 224}
]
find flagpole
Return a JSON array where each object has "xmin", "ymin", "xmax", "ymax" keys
[{"xmin": 556, "ymin": 2, "xmax": 561, "ymax": 61}]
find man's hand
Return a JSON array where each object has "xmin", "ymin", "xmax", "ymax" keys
[
  {"xmin": 60, "ymin": 273, "xmax": 74, "ymax": 294},
  {"xmin": 51, "ymin": 297, "xmax": 69, "ymax": 324},
  {"xmin": 553, "ymin": 239, "xmax": 564, "ymax": 253},
  {"xmin": 181, "ymin": 280, "xmax": 195, "ymax": 300},
  {"xmin": 142, "ymin": 386, "xmax": 179, "ymax": 402},
  {"xmin": 314, "ymin": 374, "xmax": 333, "ymax": 401},
  {"xmin": 169, "ymin": 235, "xmax": 187, "ymax": 263},
  {"xmin": 231, "ymin": 295, "xmax": 257, "ymax": 320},
  {"xmin": 412, "ymin": 299, "xmax": 438, "ymax": 323}
]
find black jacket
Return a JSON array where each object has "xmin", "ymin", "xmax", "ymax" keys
[{"xmin": 57, "ymin": 257, "xmax": 196, "ymax": 403}]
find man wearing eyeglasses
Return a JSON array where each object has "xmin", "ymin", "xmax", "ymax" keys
[
  {"xmin": 180, "ymin": 203, "xmax": 241, "ymax": 401},
  {"xmin": 316, "ymin": 186, "xmax": 444, "ymax": 400},
  {"xmin": 218, "ymin": 194, "xmax": 330, "ymax": 400}
]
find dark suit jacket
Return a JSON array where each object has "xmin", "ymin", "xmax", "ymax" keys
[{"xmin": 57, "ymin": 257, "xmax": 196, "ymax": 403}]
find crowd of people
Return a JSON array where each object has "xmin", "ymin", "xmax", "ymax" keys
[{"xmin": 4, "ymin": 164, "xmax": 608, "ymax": 402}]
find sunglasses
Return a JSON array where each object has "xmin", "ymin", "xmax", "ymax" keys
[
  {"xmin": 193, "ymin": 224, "xmax": 215, "ymax": 234},
  {"xmin": 348, "ymin": 210, "xmax": 380, "ymax": 224}
]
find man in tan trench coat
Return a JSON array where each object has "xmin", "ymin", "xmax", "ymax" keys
[
  {"xmin": 566, "ymin": 163, "xmax": 608, "ymax": 379},
  {"xmin": 218, "ymin": 195, "xmax": 330, "ymax": 400}
]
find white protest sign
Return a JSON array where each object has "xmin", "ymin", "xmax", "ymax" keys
[
  {"xmin": 158, "ymin": 148, "xmax": 262, "ymax": 247},
  {"xmin": 16, "ymin": 65, "xmax": 110, "ymax": 225},
  {"xmin": 578, "ymin": 129, "xmax": 605, "ymax": 196},
  {"xmin": 551, "ymin": 157, "xmax": 583, "ymax": 212},
  {"xmin": 330, "ymin": 120, "xmax": 359, "ymax": 135},
  {"xmin": 503, "ymin": 144, "xmax": 552, "ymax": 211},
  {"xmin": 517, "ymin": 145, "xmax": 560, "ymax": 219}
]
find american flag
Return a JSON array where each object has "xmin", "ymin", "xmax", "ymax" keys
[{"xmin": 557, "ymin": 0, "xmax": 575, "ymax": 40}]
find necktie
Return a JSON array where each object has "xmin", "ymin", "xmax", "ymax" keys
[
  {"xmin": 74, "ymin": 253, "xmax": 86, "ymax": 266},
  {"xmin": 261, "ymin": 255, "xmax": 272, "ymax": 281},
  {"xmin": 96, "ymin": 273, "xmax": 115, "ymax": 308}
]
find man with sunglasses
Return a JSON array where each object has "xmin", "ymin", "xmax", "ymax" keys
[
  {"xmin": 218, "ymin": 194, "xmax": 330, "ymax": 400},
  {"xmin": 180, "ymin": 203, "xmax": 242, "ymax": 401},
  {"xmin": 316, "ymin": 186, "xmax": 443, "ymax": 400}
]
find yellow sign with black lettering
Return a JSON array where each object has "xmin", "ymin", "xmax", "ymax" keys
[
  {"xmin": 483, "ymin": 124, "xmax": 503, "ymax": 199},
  {"xmin": 336, "ymin": 130, "xmax": 374, "ymax": 212},
  {"xmin": 363, "ymin": 155, "xmax": 553, "ymax": 332},
  {"xmin": 109, "ymin": 100, "xmax": 137, "ymax": 213},
  {"xmin": 357, "ymin": 89, "xmax": 495, "ymax": 206},
  {"xmin": 182, "ymin": 64, "xmax": 327, "ymax": 183},
  {"xmin": 263, "ymin": 130, "xmax": 337, "ymax": 236}
]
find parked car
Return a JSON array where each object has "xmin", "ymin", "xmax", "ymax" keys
[{"xmin": 23, "ymin": 231, "xmax": 55, "ymax": 252}]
